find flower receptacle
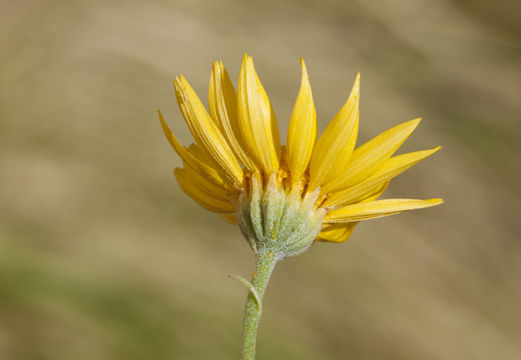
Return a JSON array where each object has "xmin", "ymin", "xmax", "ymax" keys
[{"xmin": 237, "ymin": 173, "xmax": 327, "ymax": 262}]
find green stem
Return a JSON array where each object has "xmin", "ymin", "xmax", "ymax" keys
[{"xmin": 241, "ymin": 251, "xmax": 277, "ymax": 360}]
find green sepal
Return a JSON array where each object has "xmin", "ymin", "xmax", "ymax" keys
[{"xmin": 238, "ymin": 173, "xmax": 326, "ymax": 261}]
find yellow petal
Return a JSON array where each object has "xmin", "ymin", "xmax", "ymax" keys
[
  {"xmin": 324, "ymin": 146, "xmax": 441, "ymax": 207},
  {"xmin": 158, "ymin": 110, "xmax": 229, "ymax": 189},
  {"xmin": 182, "ymin": 162, "xmax": 231, "ymax": 202},
  {"xmin": 174, "ymin": 76, "xmax": 244, "ymax": 186},
  {"xmin": 308, "ymin": 73, "xmax": 360, "ymax": 191},
  {"xmin": 209, "ymin": 61, "xmax": 256, "ymax": 172},
  {"xmin": 237, "ymin": 54, "xmax": 281, "ymax": 173},
  {"xmin": 358, "ymin": 180, "xmax": 389, "ymax": 203},
  {"xmin": 316, "ymin": 222, "xmax": 358, "ymax": 242},
  {"xmin": 174, "ymin": 168, "xmax": 235, "ymax": 213},
  {"xmin": 323, "ymin": 118, "xmax": 421, "ymax": 193},
  {"xmin": 324, "ymin": 198, "xmax": 443, "ymax": 223},
  {"xmin": 219, "ymin": 213, "xmax": 237, "ymax": 224},
  {"xmin": 286, "ymin": 58, "xmax": 317, "ymax": 184},
  {"xmin": 186, "ymin": 143, "xmax": 219, "ymax": 168},
  {"xmin": 317, "ymin": 180, "xmax": 389, "ymax": 242}
]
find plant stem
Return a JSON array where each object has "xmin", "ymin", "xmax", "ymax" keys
[{"xmin": 241, "ymin": 251, "xmax": 277, "ymax": 360}]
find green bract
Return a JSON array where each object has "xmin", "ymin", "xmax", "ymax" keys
[{"xmin": 238, "ymin": 173, "xmax": 327, "ymax": 261}]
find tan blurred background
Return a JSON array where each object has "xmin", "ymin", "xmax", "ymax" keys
[{"xmin": 1, "ymin": 0, "xmax": 520, "ymax": 359}]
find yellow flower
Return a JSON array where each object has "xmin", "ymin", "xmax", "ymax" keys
[{"xmin": 159, "ymin": 54, "xmax": 442, "ymax": 251}]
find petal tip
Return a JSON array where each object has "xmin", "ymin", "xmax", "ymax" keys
[
  {"xmin": 401, "ymin": 117, "xmax": 422, "ymax": 132},
  {"xmin": 300, "ymin": 57, "xmax": 307, "ymax": 69},
  {"xmin": 431, "ymin": 198, "xmax": 444, "ymax": 205},
  {"xmin": 423, "ymin": 145, "xmax": 442, "ymax": 157},
  {"xmin": 158, "ymin": 110, "xmax": 169, "ymax": 132},
  {"xmin": 173, "ymin": 77, "xmax": 181, "ymax": 89},
  {"xmin": 300, "ymin": 58, "xmax": 310, "ymax": 84},
  {"xmin": 353, "ymin": 72, "xmax": 360, "ymax": 87},
  {"xmin": 351, "ymin": 73, "xmax": 360, "ymax": 96},
  {"xmin": 212, "ymin": 60, "xmax": 224, "ymax": 72},
  {"xmin": 158, "ymin": 110, "xmax": 167, "ymax": 126}
]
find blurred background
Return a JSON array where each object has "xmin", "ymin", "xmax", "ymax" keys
[{"xmin": 1, "ymin": 0, "xmax": 520, "ymax": 359}]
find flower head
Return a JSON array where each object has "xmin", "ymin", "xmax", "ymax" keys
[{"xmin": 159, "ymin": 54, "xmax": 442, "ymax": 260}]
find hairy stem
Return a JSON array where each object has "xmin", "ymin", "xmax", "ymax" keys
[{"xmin": 241, "ymin": 251, "xmax": 277, "ymax": 360}]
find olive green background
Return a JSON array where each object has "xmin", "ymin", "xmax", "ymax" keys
[{"xmin": 1, "ymin": 0, "xmax": 520, "ymax": 359}]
